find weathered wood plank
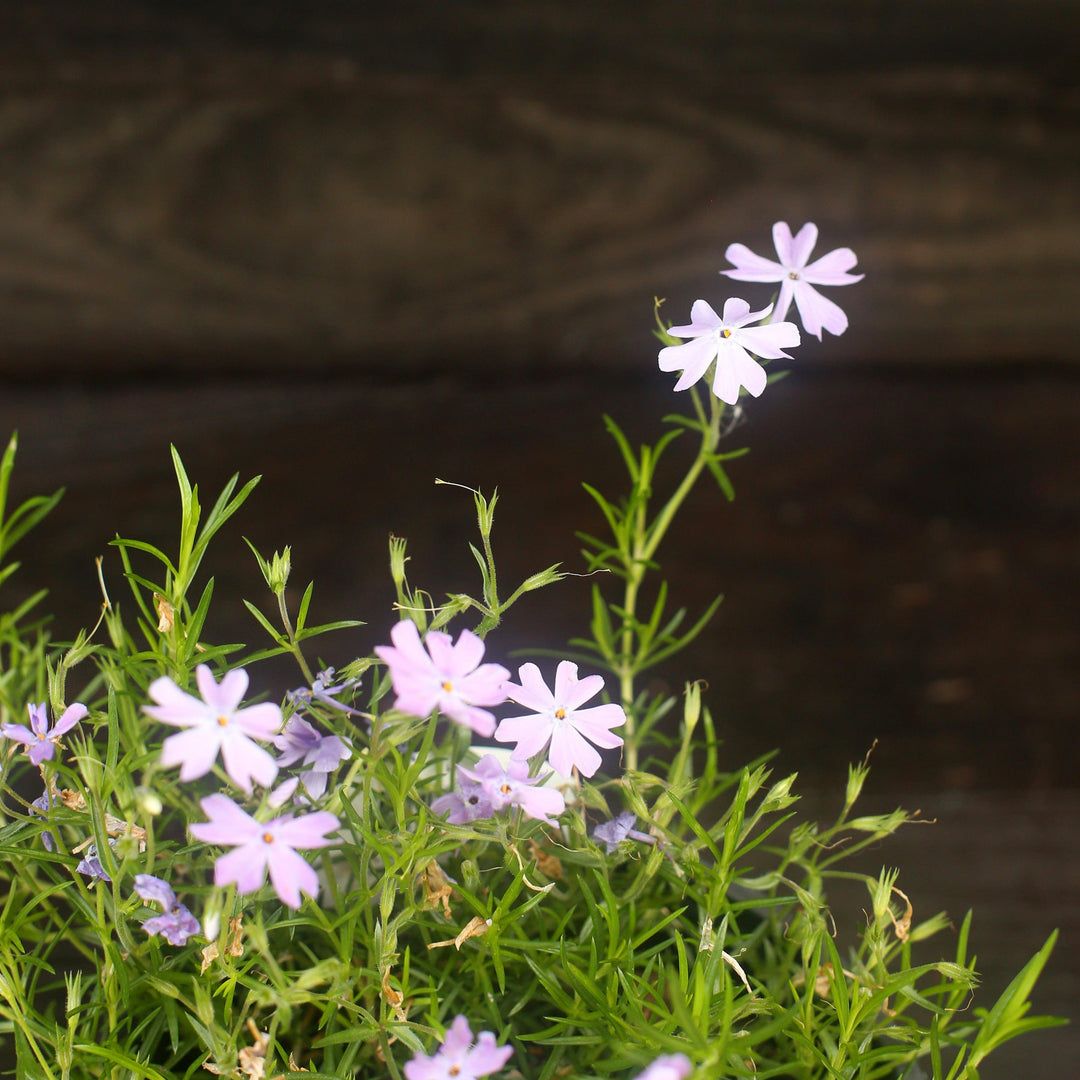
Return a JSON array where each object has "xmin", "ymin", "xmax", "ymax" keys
[{"xmin": 0, "ymin": 1, "xmax": 1077, "ymax": 373}]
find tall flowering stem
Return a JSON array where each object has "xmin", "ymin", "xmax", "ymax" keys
[{"xmin": 614, "ymin": 386, "xmax": 724, "ymax": 769}]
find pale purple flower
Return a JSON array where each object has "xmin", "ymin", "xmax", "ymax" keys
[
  {"xmin": 495, "ymin": 661, "xmax": 626, "ymax": 779},
  {"xmin": 76, "ymin": 841, "xmax": 113, "ymax": 882},
  {"xmin": 404, "ymin": 1014, "xmax": 513, "ymax": 1080},
  {"xmin": 633, "ymin": 1054, "xmax": 693, "ymax": 1080},
  {"xmin": 133, "ymin": 874, "xmax": 200, "ymax": 946},
  {"xmin": 272, "ymin": 715, "xmax": 351, "ymax": 799},
  {"xmin": 2, "ymin": 701, "xmax": 87, "ymax": 766},
  {"xmin": 30, "ymin": 791, "xmax": 58, "ymax": 852},
  {"xmin": 431, "ymin": 765, "xmax": 495, "ymax": 824},
  {"xmin": 287, "ymin": 667, "xmax": 362, "ymax": 717},
  {"xmin": 593, "ymin": 811, "xmax": 656, "ymax": 854},
  {"xmin": 658, "ymin": 298, "xmax": 800, "ymax": 406},
  {"xmin": 144, "ymin": 665, "xmax": 281, "ymax": 793},
  {"xmin": 374, "ymin": 620, "xmax": 509, "ymax": 737},
  {"xmin": 188, "ymin": 792, "xmax": 339, "ymax": 909},
  {"xmin": 723, "ymin": 221, "xmax": 863, "ymax": 339},
  {"xmin": 458, "ymin": 755, "xmax": 565, "ymax": 825}
]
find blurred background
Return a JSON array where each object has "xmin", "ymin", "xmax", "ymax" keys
[{"xmin": 1, "ymin": 2, "xmax": 1077, "ymax": 1074}]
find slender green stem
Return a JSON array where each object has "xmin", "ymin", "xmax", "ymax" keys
[
  {"xmin": 618, "ymin": 390, "xmax": 722, "ymax": 769},
  {"xmin": 277, "ymin": 591, "xmax": 315, "ymax": 684}
]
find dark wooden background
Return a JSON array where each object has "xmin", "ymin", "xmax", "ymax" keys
[{"xmin": 1, "ymin": 2, "xmax": 1077, "ymax": 1074}]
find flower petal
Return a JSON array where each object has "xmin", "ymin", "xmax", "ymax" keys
[
  {"xmin": 189, "ymin": 793, "xmax": 262, "ymax": 845},
  {"xmin": 267, "ymin": 843, "xmax": 320, "ymax": 908},
  {"xmin": 722, "ymin": 242, "xmax": 785, "ymax": 282},
  {"xmin": 161, "ymin": 727, "xmax": 222, "ymax": 781},
  {"xmin": 792, "ymin": 281, "xmax": 849, "ymax": 339},
  {"xmin": 51, "ymin": 703, "xmax": 88, "ymax": 737},
  {"xmin": 197, "ymin": 665, "xmax": 248, "ymax": 714},
  {"xmin": 504, "ymin": 663, "xmax": 556, "ymax": 712},
  {"xmin": 213, "ymin": 843, "xmax": 269, "ymax": 896},
  {"xmin": 658, "ymin": 336, "xmax": 717, "ymax": 392},
  {"xmin": 802, "ymin": 246, "xmax": 863, "ymax": 285},
  {"xmin": 220, "ymin": 734, "xmax": 279, "ymax": 793}
]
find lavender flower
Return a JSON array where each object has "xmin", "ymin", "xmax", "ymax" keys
[
  {"xmin": 374, "ymin": 620, "xmax": 509, "ymax": 737},
  {"xmin": 144, "ymin": 665, "xmax": 281, "ymax": 794},
  {"xmin": 75, "ymin": 841, "xmax": 113, "ymax": 882},
  {"xmin": 494, "ymin": 661, "xmax": 625, "ymax": 779},
  {"xmin": 272, "ymin": 715, "xmax": 351, "ymax": 800},
  {"xmin": 188, "ymin": 793, "xmax": 339, "ymax": 909},
  {"xmin": 287, "ymin": 667, "xmax": 362, "ymax": 717},
  {"xmin": 658, "ymin": 298, "xmax": 800, "ymax": 406},
  {"xmin": 593, "ymin": 811, "xmax": 657, "ymax": 854},
  {"xmin": 404, "ymin": 1014, "xmax": 513, "ymax": 1080},
  {"xmin": 633, "ymin": 1054, "xmax": 693, "ymax": 1080},
  {"xmin": 1, "ymin": 701, "xmax": 87, "ymax": 766},
  {"xmin": 30, "ymin": 790, "xmax": 58, "ymax": 852},
  {"xmin": 133, "ymin": 874, "xmax": 200, "ymax": 946},
  {"xmin": 458, "ymin": 755, "xmax": 565, "ymax": 825},
  {"xmin": 723, "ymin": 221, "xmax": 863, "ymax": 339},
  {"xmin": 431, "ymin": 765, "xmax": 495, "ymax": 824}
]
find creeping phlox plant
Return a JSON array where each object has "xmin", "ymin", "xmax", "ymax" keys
[{"xmin": 0, "ymin": 222, "xmax": 1063, "ymax": 1080}]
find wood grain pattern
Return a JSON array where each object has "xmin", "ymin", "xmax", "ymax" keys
[{"xmin": 1, "ymin": 1, "xmax": 1078, "ymax": 373}]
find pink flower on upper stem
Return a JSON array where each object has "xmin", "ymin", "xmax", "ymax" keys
[
  {"xmin": 494, "ymin": 661, "xmax": 626, "ymax": 779},
  {"xmin": 658, "ymin": 298, "xmax": 800, "ymax": 406},
  {"xmin": 723, "ymin": 221, "xmax": 864, "ymax": 339},
  {"xmin": 374, "ymin": 620, "xmax": 509, "ymax": 737},
  {"xmin": 1, "ymin": 701, "xmax": 87, "ymax": 766},
  {"xmin": 144, "ymin": 665, "xmax": 281, "ymax": 793},
  {"xmin": 188, "ymin": 793, "xmax": 339, "ymax": 909},
  {"xmin": 404, "ymin": 1014, "xmax": 513, "ymax": 1080}
]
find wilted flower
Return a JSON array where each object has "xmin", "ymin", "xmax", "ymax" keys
[
  {"xmin": 133, "ymin": 874, "xmax": 200, "ymax": 946},
  {"xmin": 76, "ymin": 841, "xmax": 113, "ymax": 882},
  {"xmin": 188, "ymin": 793, "xmax": 339, "ymax": 909},
  {"xmin": 723, "ymin": 221, "xmax": 863, "ymax": 339},
  {"xmin": 658, "ymin": 298, "xmax": 800, "ymax": 406},
  {"xmin": 30, "ymin": 790, "xmax": 58, "ymax": 852},
  {"xmin": 431, "ymin": 764, "xmax": 495, "ymax": 824},
  {"xmin": 271, "ymin": 715, "xmax": 351, "ymax": 799},
  {"xmin": 458, "ymin": 755, "xmax": 565, "ymax": 825},
  {"xmin": 1, "ymin": 701, "xmax": 87, "ymax": 766},
  {"xmin": 144, "ymin": 665, "xmax": 281, "ymax": 794},
  {"xmin": 633, "ymin": 1054, "xmax": 693, "ymax": 1080},
  {"xmin": 374, "ymin": 620, "xmax": 509, "ymax": 737},
  {"xmin": 495, "ymin": 661, "xmax": 625, "ymax": 779},
  {"xmin": 593, "ymin": 811, "xmax": 657, "ymax": 854},
  {"xmin": 404, "ymin": 1014, "xmax": 513, "ymax": 1080},
  {"xmin": 286, "ymin": 667, "xmax": 362, "ymax": 717}
]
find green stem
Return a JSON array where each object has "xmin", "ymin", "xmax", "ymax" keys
[
  {"xmin": 277, "ymin": 591, "xmax": 316, "ymax": 684},
  {"xmin": 618, "ymin": 390, "xmax": 722, "ymax": 769}
]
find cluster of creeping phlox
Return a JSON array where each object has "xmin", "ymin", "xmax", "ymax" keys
[{"xmin": 1, "ymin": 221, "xmax": 860, "ymax": 1080}]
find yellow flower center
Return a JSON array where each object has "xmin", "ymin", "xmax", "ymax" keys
[
  {"xmin": 720, "ymin": 328, "xmax": 732, "ymax": 338},
  {"xmin": 555, "ymin": 708, "xmax": 566, "ymax": 720},
  {"xmin": 500, "ymin": 783, "xmax": 512, "ymax": 795},
  {"xmin": 788, "ymin": 270, "xmax": 800, "ymax": 280},
  {"xmin": 217, "ymin": 716, "xmax": 229, "ymax": 727},
  {"xmin": 262, "ymin": 832, "xmax": 274, "ymax": 844},
  {"xmin": 441, "ymin": 680, "xmax": 453, "ymax": 692}
]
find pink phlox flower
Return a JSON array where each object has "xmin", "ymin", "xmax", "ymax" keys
[
  {"xmin": 658, "ymin": 298, "xmax": 800, "ymax": 407},
  {"xmin": 2, "ymin": 701, "xmax": 87, "ymax": 766},
  {"xmin": 144, "ymin": 665, "xmax": 281, "ymax": 794},
  {"xmin": 133, "ymin": 874, "xmax": 200, "ymax": 946},
  {"xmin": 457, "ymin": 755, "xmax": 565, "ymax": 825},
  {"xmin": 374, "ymin": 620, "xmax": 509, "ymax": 737},
  {"xmin": 432, "ymin": 764, "xmax": 495, "ymax": 824},
  {"xmin": 404, "ymin": 1014, "xmax": 513, "ymax": 1080},
  {"xmin": 633, "ymin": 1054, "xmax": 693, "ymax": 1080},
  {"xmin": 188, "ymin": 792, "xmax": 339, "ymax": 909},
  {"xmin": 723, "ymin": 221, "xmax": 863, "ymax": 340},
  {"xmin": 495, "ymin": 661, "xmax": 626, "ymax": 779},
  {"xmin": 272, "ymin": 715, "xmax": 351, "ymax": 800},
  {"xmin": 593, "ymin": 811, "xmax": 657, "ymax": 854}
]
